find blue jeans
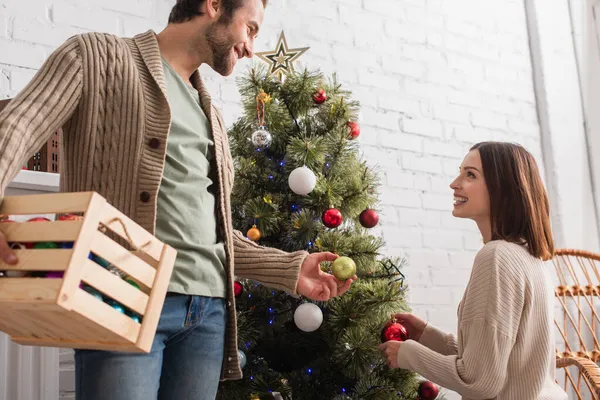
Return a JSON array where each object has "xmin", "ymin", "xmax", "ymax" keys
[{"xmin": 75, "ymin": 294, "xmax": 227, "ymax": 400}]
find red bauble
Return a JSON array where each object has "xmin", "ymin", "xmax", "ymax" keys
[
  {"xmin": 59, "ymin": 214, "xmax": 83, "ymax": 221},
  {"xmin": 312, "ymin": 88, "xmax": 327, "ymax": 104},
  {"xmin": 380, "ymin": 321, "xmax": 408, "ymax": 343},
  {"xmin": 417, "ymin": 380, "xmax": 439, "ymax": 400},
  {"xmin": 322, "ymin": 207, "xmax": 342, "ymax": 228},
  {"xmin": 359, "ymin": 208, "xmax": 379, "ymax": 228},
  {"xmin": 347, "ymin": 121, "xmax": 360, "ymax": 139},
  {"xmin": 234, "ymin": 281, "xmax": 243, "ymax": 298},
  {"xmin": 27, "ymin": 217, "xmax": 51, "ymax": 222}
]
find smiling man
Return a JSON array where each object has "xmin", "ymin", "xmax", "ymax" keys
[{"xmin": 0, "ymin": 1, "xmax": 356, "ymax": 399}]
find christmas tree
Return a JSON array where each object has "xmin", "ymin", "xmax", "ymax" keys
[{"xmin": 217, "ymin": 32, "xmax": 441, "ymax": 400}]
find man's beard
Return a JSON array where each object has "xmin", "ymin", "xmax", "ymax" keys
[{"xmin": 205, "ymin": 20, "xmax": 235, "ymax": 76}]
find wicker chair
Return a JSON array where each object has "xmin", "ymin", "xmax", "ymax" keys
[{"xmin": 553, "ymin": 249, "xmax": 600, "ymax": 398}]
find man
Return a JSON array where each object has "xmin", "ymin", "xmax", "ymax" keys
[{"xmin": 0, "ymin": 0, "xmax": 356, "ymax": 399}]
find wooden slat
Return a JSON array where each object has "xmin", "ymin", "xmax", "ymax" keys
[
  {"xmin": 137, "ymin": 243, "xmax": 177, "ymax": 352},
  {"xmin": 132, "ymin": 250, "xmax": 159, "ymax": 269},
  {"xmin": 71, "ymin": 289, "xmax": 140, "ymax": 344},
  {"xmin": 57, "ymin": 193, "xmax": 106, "ymax": 311},
  {"xmin": 0, "ymin": 249, "xmax": 72, "ymax": 270},
  {"xmin": 0, "ymin": 192, "xmax": 94, "ymax": 215},
  {"xmin": 0, "ymin": 220, "xmax": 82, "ymax": 242},
  {"xmin": 0, "ymin": 278, "xmax": 60, "ymax": 304},
  {"xmin": 99, "ymin": 203, "xmax": 164, "ymax": 262},
  {"xmin": 11, "ymin": 337, "xmax": 145, "ymax": 353},
  {"xmin": 89, "ymin": 232, "xmax": 156, "ymax": 288},
  {"xmin": 82, "ymin": 259, "xmax": 149, "ymax": 316}
]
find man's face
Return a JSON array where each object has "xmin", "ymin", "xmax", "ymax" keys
[{"xmin": 205, "ymin": 0, "xmax": 264, "ymax": 76}]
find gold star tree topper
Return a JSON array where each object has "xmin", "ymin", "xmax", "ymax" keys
[{"xmin": 255, "ymin": 31, "xmax": 309, "ymax": 80}]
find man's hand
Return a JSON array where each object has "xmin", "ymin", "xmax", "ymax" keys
[
  {"xmin": 0, "ymin": 230, "xmax": 17, "ymax": 265},
  {"xmin": 379, "ymin": 341, "xmax": 403, "ymax": 369},
  {"xmin": 296, "ymin": 252, "xmax": 356, "ymax": 301}
]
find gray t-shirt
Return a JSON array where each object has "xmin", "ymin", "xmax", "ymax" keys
[{"xmin": 155, "ymin": 58, "xmax": 227, "ymax": 298}]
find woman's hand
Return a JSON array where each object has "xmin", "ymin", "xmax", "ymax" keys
[{"xmin": 393, "ymin": 312, "xmax": 427, "ymax": 341}]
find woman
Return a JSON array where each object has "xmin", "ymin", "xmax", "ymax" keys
[{"xmin": 380, "ymin": 142, "xmax": 567, "ymax": 399}]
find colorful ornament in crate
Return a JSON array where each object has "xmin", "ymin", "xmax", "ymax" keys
[
  {"xmin": 288, "ymin": 165, "xmax": 316, "ymax": 196},
  {"xmin": 359, "ymin": 207, "xmax": 379, "ymax": 228},
  {"xmin": 58, "ymin": 214, "xmax": 83, "ymax": 221},
  {"xmin": 417, "ymin": 380, "xmax": 439, "ymax": 400},
  {"xmin": 33, "ymin": 241, "xmax": 58, "ymax": 249},
  {"xmin": 380, "ymin": 317, "xmax": 408, "ymax": 343},
  {"xmin": 107, "ymin": 300, "xmax": 125, "ymax": 314},
  {"xmin": 81, "ymin": 284, "xmax": 104, "ymax": 302},
  {"xmin": 331, "ymin": 256, "xmax": 356, "ymax": 281},
  {"xmin": 246, "ymin": 225, "xmax": 261, "ymax": 241},
  {"xmin": 293, "ymin": 302, "xmax": 323, "ymax": 332},
  {"xmin": 322, "ymin": 207, "xmax": 342, "ymax": 228}
]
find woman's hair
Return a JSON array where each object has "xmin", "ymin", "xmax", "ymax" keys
[{"xmin": 471, "ymin": 141, "xmax": 554, "ymax": 260}]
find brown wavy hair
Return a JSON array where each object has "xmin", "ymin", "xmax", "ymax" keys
[
  {"xmin": 471, "ymin": 141, "xmax": 554, "ymax": 260},
  {"xmin": 169, "ymin": 0, "xmax": 268, "ymax": 24}
]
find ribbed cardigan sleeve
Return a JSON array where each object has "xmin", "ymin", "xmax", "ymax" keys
[
  {"xmin": 418, "ymin": 323, "xmax": 459, "ymax": 356},
  {"xmin": 396, "ymin": 242, "xmax": 523, "ymax": 398},
  {"xmin": 232, "ymin": 230, "xmax": 308, "ymax": 295},
  {"xmin": 0, "ymin": 36, "xmax": 82, "ymax": 197}
]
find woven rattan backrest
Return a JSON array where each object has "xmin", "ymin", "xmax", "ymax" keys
[{"xmin": 553, "ymin": 249, "xmax": 600, "ymax": 399}]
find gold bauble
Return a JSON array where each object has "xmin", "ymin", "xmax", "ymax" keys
[{"xmin": 247, "ymin": 225, "xmax": 261, "ymax": 241}]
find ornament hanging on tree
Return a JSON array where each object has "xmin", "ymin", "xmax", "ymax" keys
[
  {"xmin": 246, "ymin": 224, "xmax": 261, "ymax": 241},
  {"xmin": 322, "ymin": 207, "xmax": 342, "ymax": 228},
  {"xmin": 288, "ymin": 166, "xmax": 316, "ymax": 195},
  {"xmin": 293, "ymin": 302, "xmax": 323, "ymax": 332},
  {"xmin": 346, "ymin": 121, "xmax": 360, "ymax": 139},
  {"xmin": 251, "ymin": 126, "xmax": 273, "ymax": 149},
  {"xmin": 331, "ymin": 256, "xmax": 356, "ymax": 281},
  {"xmin": 251, "ymin": 90, "xmax": 273, "ymax": 149},
  {"xmin": 238, "ymin": 349, "xmax": 247, "ymax": 368},
  {"xmin": 380, "ymin": 318, "xmax": 409, "ymax": 342},
  {"xmin": 359, "ymin": 208, "xmax": 379, "ymax": 228},
  {"xmin": 234, "ymin": 281, "xmax": 244, "ymax": 298},
  {"xmin": 417, "ymin": 380, "xmax": 439, "ymax": 400},
  {"xmin": 312, "ymin": 88, "xmax": 327, "ymax": 104}
]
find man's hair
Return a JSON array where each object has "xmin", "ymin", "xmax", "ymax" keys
[
  {"xmin": 168, "ymin": 0, "xmax": 268, "ymax": 24},
  {"xmin": 470, "ymin": 141, "xmax": 554, "ymax": 261}
]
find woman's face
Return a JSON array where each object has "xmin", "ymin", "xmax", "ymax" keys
[{"xmin": 449, "ymin": 150, "xmax": 491, "ymax": 223}]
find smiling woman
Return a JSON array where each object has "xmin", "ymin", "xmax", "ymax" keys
[{"xmin": 380, "ymin": 141, "xmax": 568, "ymax": 400}]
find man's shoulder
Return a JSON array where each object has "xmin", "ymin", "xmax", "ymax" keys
[{"xmin": 65, "ymin": 31, "xmax": 145, "ymax": 52}]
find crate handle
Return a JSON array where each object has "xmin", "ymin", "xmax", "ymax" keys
[{"xmin": 99, "ymin": 218, "xmax": 151, "ymax": 252}]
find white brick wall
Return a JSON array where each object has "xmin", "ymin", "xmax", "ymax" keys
[{"xmin": 0, "ymin": 1, "xmax": 548, "ymax": 399}]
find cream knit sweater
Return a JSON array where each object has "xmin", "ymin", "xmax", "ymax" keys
[{"xmin": 397, "ymin": 240, "xmax": 567, "ymax": 399}]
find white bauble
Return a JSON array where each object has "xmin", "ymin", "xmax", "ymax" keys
[
  {"xmin": 293, "ymin": 302, "xmax": 323, "ymax": 332},
  {"xmin": 288, "ymin": 166, "xmax": 317, "ymax": 196}
]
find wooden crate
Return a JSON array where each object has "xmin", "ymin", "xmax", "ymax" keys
[{"xmin": 0, "ymin": 192, "xmax": 176, "ymax": 353}]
